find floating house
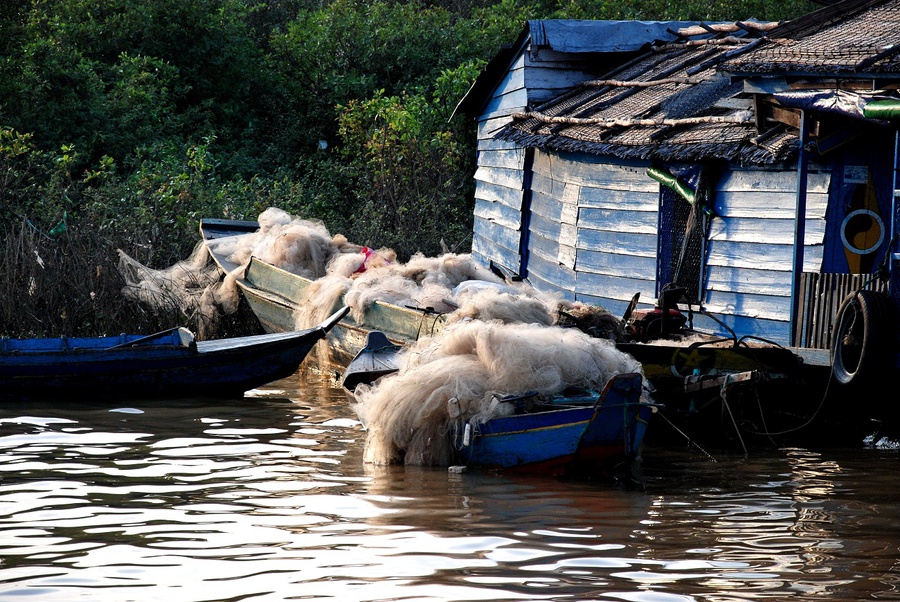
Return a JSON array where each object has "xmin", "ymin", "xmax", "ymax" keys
[{"xmin": 454, "ymin": 0, "xmax": 900, "ymax": 389}]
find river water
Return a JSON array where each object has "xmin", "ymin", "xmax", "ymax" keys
[{"xmin": 1, "ymin": 368, "xmax": 898, "ymax": 602}]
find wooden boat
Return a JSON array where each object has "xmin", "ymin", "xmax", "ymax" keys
[
  {"xmin": 0, "ymin": 306, "xmax": 349, "ymax": 401},
  {"xmin": 200, "ymin": 218, "xmax": 447, "ymax": 368},
  {"xmin": 622, "ymin": 341, "xmax": 832, "ymax": 449},
  {"xmin": 341, "ymin": 337, "xmax": 656, "ymax": 476},
  {"xmin": 607, "ymin": 289, "xmax": 849, "ymax": 448},
  {"xmin": 450, "ymin": 374, "xmax": 656, "ymax": 475},
  {"xmin": 340, "ymin": 330, "xmax": 402, "ymax": 399}
]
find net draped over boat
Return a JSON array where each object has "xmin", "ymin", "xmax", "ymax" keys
[
  {"xmin": 117, "ymin": 206, "xmax": 647, "ymax": 465},
  {"xmin": 224, "ymin": 207, "xmax": 358, "ymax": 280},
  {"xmin": 352, "ymin": 320, "xmax": 647, "ymax": 466},
  {"xmin": 117, "ymin": 242, "xmax": 226, "ymax": 337},
  {"xmin": 117, "ymin": 208, "xmax": 364, "ymax": 337},
  {"xmin": 118, "ymin": 206, "xmax": 623, "ymax": 341}
]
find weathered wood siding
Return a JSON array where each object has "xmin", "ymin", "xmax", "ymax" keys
[
  {"xmin": 526, "ymin": 151, "xmax": 658, "ymax": 311},
  {"xmin": 524, "ymin": 49, "xmax": 602, "ymax": 107},
  {"xmin": 471, "ymin": 53, "xmax": 527, "ymax": 273},
  {"xmin": 698, "ymin": 166, "xmax": 830, "ymax": 344},
  {"xmin": 471, "ymin": 48, "xmax": 618, "ymax": 276},
  {"xmin": 527, "ymin": 150, "xmax": 576, "ymax": 299},
  {"xmin": 519, "ymin": 153, "xmax": 832, "ymax": 346}
]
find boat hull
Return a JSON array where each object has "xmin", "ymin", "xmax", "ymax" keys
[
  {"xmin": 456, "ymin": 405, "xmax": 593, "ymax": 469},
  {"xmin": 616, "ymin": 339, "xmax": 853, "ymax": 446},
  {"xmin": 617, "ymin": 341, "xmax": 809, "ymax": 397},
  {"xmin": 236, "ymin": 259, "xmax": 444, "ymax": 367},
  {"xmin": 200, "ymin": 218, "xmax": 446, "ymax": 368},
  {"xmin": 0, "ymin": 308, "xmax": 348, "ymax": 401},
  {"xmin": 341, "ymin": 331, "xmax": 402, "ymax": 397},
  {"xmin": 452, "ymin": 373, "xmax": 653, "ymax": 476}
]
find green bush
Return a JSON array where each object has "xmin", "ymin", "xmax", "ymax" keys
[{"xmin": 0, "ymin": 0, "xmax": 820, "ymax": 337}]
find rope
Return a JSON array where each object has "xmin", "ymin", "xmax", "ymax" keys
[
  {"xmin": 656, "ymin": 410, "xmax": 717, "ymax": 461},
  {"xmin": 741, "ymin": 369, "xmax": 834, "ymax": 437},
  {"xmin": 720, "ymin": 376, "xmax": 749, "ymax": 458}
]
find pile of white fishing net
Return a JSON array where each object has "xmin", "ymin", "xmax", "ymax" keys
[
  {"xmin": 352, "ymin": 319, "xmax": 646, "ymax": 466},
  {"xmin": 118, "ymin": 206, "xmax": 644, "ymax": 466}
]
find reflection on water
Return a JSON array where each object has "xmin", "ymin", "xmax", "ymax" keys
[{"xmin": 0, "ymin": 369, "xmax": 897, "ymax": 601}]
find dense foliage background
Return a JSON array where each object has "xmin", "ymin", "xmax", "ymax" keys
[{"xmin": 0, "ymin": 0, "xmax": 817, "ymax": 337}]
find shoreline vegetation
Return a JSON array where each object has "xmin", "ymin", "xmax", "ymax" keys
[{"xmin": 0, "ymin": 0, "xmax": 817, "ymax": 339}]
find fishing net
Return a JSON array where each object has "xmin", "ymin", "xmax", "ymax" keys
[
  {"xmin": 353, "ymin": 320, "xmax": 647, "ymax": 466},
  {"xmin": 117, "ymin": 208, "xmax": 356, "ymax": 332},
  {"xmin": 117, "ymin": 242, "xmax": 229, "ymax": 337},
  {"xmin": 116, "ymin": 206, "xmax": 651, "ymax": 468},
  {"xmin": 446, "ymin": 281, "xmax": 558, "ymax": 326},
  {"xmin": 226, "ymin": 207, "xmax": 356, "ymax": 279},
  {"xmin": 345, "ymin": 252, "xmax": 502, "ymax": 320}
]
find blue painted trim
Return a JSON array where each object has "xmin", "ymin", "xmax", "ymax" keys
[{"xmin": 519, "ymin": 147, "xmax": 535, "ymax": 280}]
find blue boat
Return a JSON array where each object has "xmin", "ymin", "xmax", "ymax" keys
[
  {"xmin": 342, "ymin": 332, "xmax": 657, "ymax": 475},
  {"xmin": 451, "ymin": 373, "xmax": 656, "ymax": 475},
  {"xmin": 0, "ymin": 306, "xmax": 349, "ymax": 401}
]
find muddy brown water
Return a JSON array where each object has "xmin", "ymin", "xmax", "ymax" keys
[{"xmin": 0, "ymin": 369, "xmax": 897, "ymax": 601}]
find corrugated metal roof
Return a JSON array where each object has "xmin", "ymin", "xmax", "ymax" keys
[
  {"xmin": 723, "ymin": 0, "xmax": 900, "ymax": 74},
  {"xmin": 496, "ymin": 27, "xmax": 798, "ymax": 165}
]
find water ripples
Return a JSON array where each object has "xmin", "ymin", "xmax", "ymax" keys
[{"xmin": 0, "ymin": 372, "xmax": 898, "ymax": 601}]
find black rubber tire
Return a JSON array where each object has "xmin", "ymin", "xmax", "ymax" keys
[{"xmin": 830, "ymin": 290, "xmax": 895, "ymax": 387}]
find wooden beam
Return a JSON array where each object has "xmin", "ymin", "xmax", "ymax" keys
[{"xmin": 770, "ymin": 105, "xmax": 801, "ymax": 129}]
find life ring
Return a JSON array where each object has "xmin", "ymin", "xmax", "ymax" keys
[
  {"xmin": 830, "ymin": 290, "xmax": 895, "ymax": 387},
  {"xmin": 840, "ymin": 209, "xmax": 884, "ymax": 256}
]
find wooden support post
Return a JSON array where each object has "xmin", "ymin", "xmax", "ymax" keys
[{"xmin": 790, "ymin": 110, "xmax": 810, "ymax": 347}]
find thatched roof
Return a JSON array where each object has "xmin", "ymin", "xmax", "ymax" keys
[
  {"xmin": 496, "ymin": 25, "xmax": 799, "ymax": 165},
  {"xmin": 496, "ymin": 0, "xmax": 900, "ymax": 165},
  {"xmin": 723, "ymin": 0, "xmax": 900, "ymax": 75}
]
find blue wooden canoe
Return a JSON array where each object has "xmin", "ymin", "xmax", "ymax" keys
[
  {"xmin": 0, "ymin": 306, "xmax": 349, "ymax": 401},
  {"xmin": 341, "ymin": 333, "xmax": 657, "ymax": 474},
  {"xmin": 452, "ymin": 373, "xmax": 656, "ymax": 475}
]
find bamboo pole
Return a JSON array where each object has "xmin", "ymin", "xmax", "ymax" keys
[
  {"xmin": 511, "ymin": 111, "xmax": 754, "ymax": 128},
  {"xmin": 579, "ymin": 76, "xmax": 706, "ymax": 89},
  {"xmin": 675, "ymin": 21, "xmax": 780, "ymax": 37}
]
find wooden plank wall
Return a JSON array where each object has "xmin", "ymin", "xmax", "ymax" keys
[
  {"xmin": 699, "ymin": 166, "xmax": 831, "ymax": 345},
  {"xmin": 471, "ymin": 54, "xmax": 528, "ymax": 273},
  {"xmin": 521, "ymin": 155, "xmax": 838, "ymax": 347},
  {"xmin": 471, "ymin": 45, "xmax": 613, "ymax": 277},
  {"xmin": 527, "ymin": 151, "xmax": 576, "ymax": 299},
  {"xmin": 527, "ymin": 150, "xmax": 659, "ymax": 313}
]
